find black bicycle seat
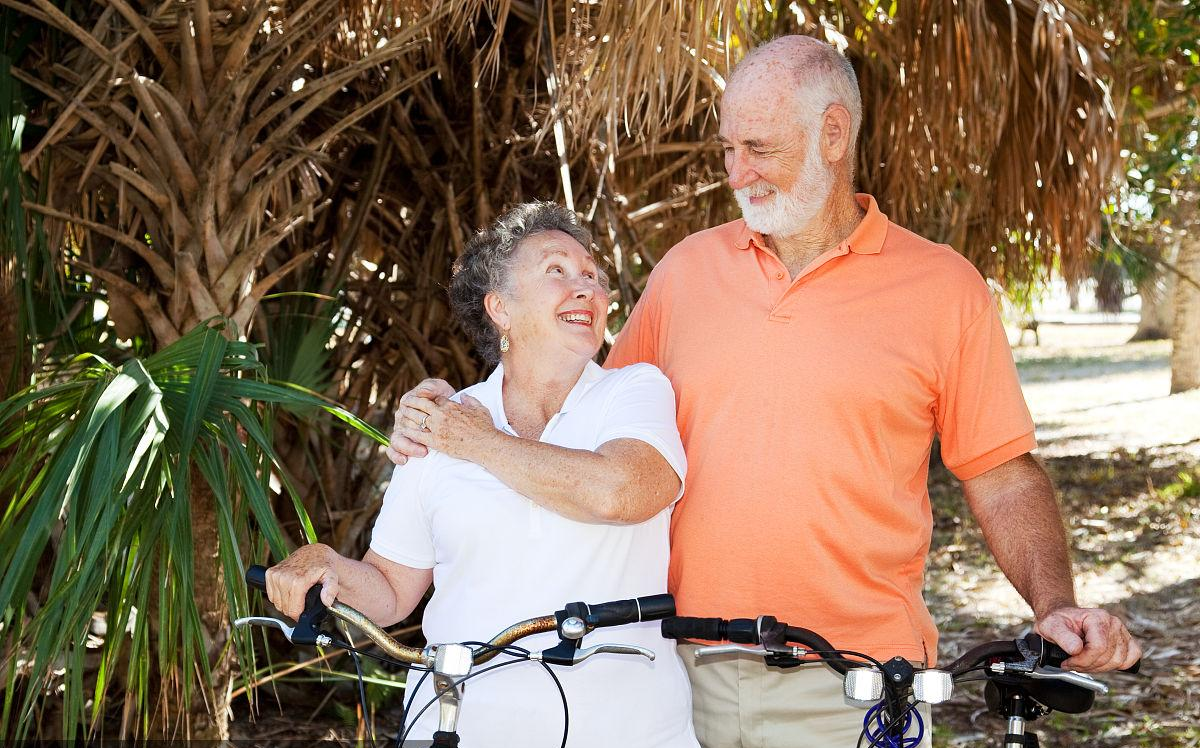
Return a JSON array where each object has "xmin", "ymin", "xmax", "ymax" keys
[{"xmin": 984, "ymin": 675, "xmax": 1096, "ymax": 715}]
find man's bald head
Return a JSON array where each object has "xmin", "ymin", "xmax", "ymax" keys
[{"xmin": 726, "ymin": 35, "xmax": 862, "ymax": 153}]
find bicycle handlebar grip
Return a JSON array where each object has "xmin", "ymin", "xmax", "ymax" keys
[
  {"xmin": 246, "ymin": 565, "xmax": 268, "ymax": 591},
  {"xmin": 586, "ymin": 594, "xmax": 676, "ymax": 627},
  {"xmin": 634, "ymin": 594, "xmax": 676, "ymax": 621},
  {"xmin": 661, "ymin": 616, "xmax": 725, "ymax": 642}
]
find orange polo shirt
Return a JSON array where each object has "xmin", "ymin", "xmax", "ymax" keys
[{"xmin": 606, "ymin": 194, "xmax": 1036, "ymax": 664}]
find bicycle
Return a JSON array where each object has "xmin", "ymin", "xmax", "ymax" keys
[
  {"xmin": 660, "ymin": 614, "xmax": 1141, "ymax": 747},
  {"xmin": 234, "ymin": 564, "xmax": 677, "ymax": 747}
]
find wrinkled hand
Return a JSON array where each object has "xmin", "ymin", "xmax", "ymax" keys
[
  {"xmin": 265, "ymin": 543, "xmax": 340, "ymax": 621},
  {"xmin": 1035, "ymin": 606, "xmax": 1141, "ymax": 672},
  {"xmin": 386, "ymin": 379, "xmax": 456, "ymax": 465},
  {"xmin": 397, "ymin": 394, "xmax": 500, "ymax": 463}
]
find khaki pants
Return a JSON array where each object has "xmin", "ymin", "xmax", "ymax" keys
[{"xmin": 679, "ymin": 643, "xmax": 933, "ymax": 748}]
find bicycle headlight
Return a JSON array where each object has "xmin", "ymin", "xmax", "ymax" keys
[
  {"xmin": 913, "ymin": 669, "xmax": 954, "ymax": 704},
  {"xmin": 844, "ymin": 667, "xmax": 884, "ymax": 701}
]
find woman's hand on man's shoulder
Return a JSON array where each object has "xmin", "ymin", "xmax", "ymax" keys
[
  {"xmin": 398, "ymin": 393, "xmax": 502, "ymax": 464},
  {"xmin": 387, "ymin": 378, "xmax": 457, "ymax": 464}
]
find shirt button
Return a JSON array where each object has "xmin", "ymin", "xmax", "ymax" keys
[{"xmin": 775, "ymin": 272, "xmax": 784, "ymax": 280}]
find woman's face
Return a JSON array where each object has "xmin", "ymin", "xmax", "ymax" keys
[{"xmin": 493, "ymin": 230, "xmax": 608, "ymax": 362}]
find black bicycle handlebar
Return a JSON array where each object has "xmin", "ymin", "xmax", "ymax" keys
[
  {"xmin": 946, "ymin": 632, "xmax": 1141, "ymax": 676},
  {"xmin": 585, "ymin": 593, "xmax": 676, "ymax": 627},
  {"xmin": 246, "ymin": 564, "xmax": 267, "ymax": 591}
]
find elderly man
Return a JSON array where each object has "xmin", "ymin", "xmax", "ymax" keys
[{"xmin": 388, "ymin": 35, "xmax": 1140, "ymax": 747}]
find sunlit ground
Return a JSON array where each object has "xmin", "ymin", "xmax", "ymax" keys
[{"xmin": 929, "ymin": 320, "xmax": 1200, "ymax": 747}]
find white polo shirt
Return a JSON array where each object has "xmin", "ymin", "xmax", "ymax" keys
[{"xmin": 370, "ymin": 361, "xmax": 697, "ymax": 748}]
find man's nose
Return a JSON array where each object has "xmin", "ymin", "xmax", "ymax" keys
[{"xmin": 726, "ymin": 151, "xmax": 758, "ymax": 190}]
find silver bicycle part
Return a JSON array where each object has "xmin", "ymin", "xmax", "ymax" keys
[
  {"xmin": 912, "ymin": 669, "xmax": 955, "ymax": 704},
  {"xmin": 843, "ymin": 667, "xmax": 884, "ymax": 701},
  {"xmin": 1005, "ymin": 693, "xmax": 1027, "ymax": 747},
  {"xmin": 433, "ymin": 643, "xmax": 474, "ymax": 734},
  {"xmin": 693, "ymin": 644, "xmax": 766, "ymax": 659},
  {"xmin": 233, "ymin": 616, "xmax": 332, "ymax": 647},
  {"xmin": 560, "ymin": 616, "xmax": 587, "ymax": 640},
  {"xmin": 531, "ymin": 642, "xmax": 656, "ymax": 664},
  {"xmin": 692, "ymin": 643, "xmax": 813, "ymax": 661},
  {"xmin": 987, "ymin": 662, "xmax": 1109, "ymax": 695},
  {"xmin": 1026, "ymin": 666, "xmax": 1110, "ymax": 694}
]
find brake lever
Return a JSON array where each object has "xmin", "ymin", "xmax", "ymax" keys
[
  {"xmin": 235, "ymin": 615, "xmax": 332, "ymax": 646},
  {"xmin": 694, "ymin": 644, "xmax": 768, "ymax": 660},
  {"xmin": 692, "ymin": 643, "xmax": 814, "ymax": 662},
  {"xmin": 1027, "ymin": 666, "xmax": 1110, "ymax": 694},
  {"xmin": 533, "ymin": 643, "xmax": 655, "ymax": 664}
]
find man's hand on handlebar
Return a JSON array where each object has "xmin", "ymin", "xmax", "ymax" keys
[
  {"xmin": 387, "ymin": 378, "xmax": 456, "ymax": 465},
  {"xmin": 265, "ymin": 543, "xmax": 340, "ymax": 620},
  {"xmin": 1035, "ymin": 605, "xmax": 1142, "ymax": 672}
]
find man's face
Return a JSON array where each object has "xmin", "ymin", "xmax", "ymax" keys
[{"xmin": 719, "ymin": 76, "xmax": 832, "ymax": 237}]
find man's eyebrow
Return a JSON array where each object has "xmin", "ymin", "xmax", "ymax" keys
[{"xmin": 715, "ymin": 135, "xmax": 767, "ymax": 148}]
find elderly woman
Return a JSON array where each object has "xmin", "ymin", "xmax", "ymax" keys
[{"xmin": 266, "ymin": 202, "xmax": 697, "ymax": 747}]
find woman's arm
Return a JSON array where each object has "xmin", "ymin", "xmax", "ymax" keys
[
  {"xmin": 472, "ymin": 432, "xmax": 679, "ymax": 523},
  {"xmin": 266, "ymin": 543, "xmax": 432, "ymax": 627},
  {"xmin": 399, "ymin": 395, "xmax": 681, "ymax": 524}
]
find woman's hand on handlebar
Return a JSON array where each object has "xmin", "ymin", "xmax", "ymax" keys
[
  {"xmin": 1035, "ymin": 606, "xmax": 1142, "ymax": 672},
  {"xmin": 265, "ymin": 543, "xmax": 341, "ymax": 620}
]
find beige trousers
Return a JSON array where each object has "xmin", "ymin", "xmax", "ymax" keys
[{"xmin": 679, "ymin": 643, "xmax": 933, "ymax": 748}]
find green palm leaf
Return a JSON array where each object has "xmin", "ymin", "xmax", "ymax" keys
[{"xmin": 0, "ymin": 320, "xmax": 384, "ymax": 739}]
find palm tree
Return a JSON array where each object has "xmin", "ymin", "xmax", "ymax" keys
[{"xmin": 4, "ymin": 0, "xmax": 1139, "ymax": 738}]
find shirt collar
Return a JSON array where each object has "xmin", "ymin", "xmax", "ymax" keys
[
  {"xmin": 733, "ymin": 193, "xmax": 888, "ymax": 255},
  {"xmin": 475, "ymin": 360, "xmax": 607, "ymax": 432}
]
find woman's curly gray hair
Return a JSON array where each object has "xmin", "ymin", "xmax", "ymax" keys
[{"xmin": 450, "ymin": 201, "xmax": 601, "ymax": 366}]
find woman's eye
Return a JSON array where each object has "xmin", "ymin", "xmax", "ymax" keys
[{"xmin": 547, "ymin": 265, "xmax": 564, "ymax": 274}]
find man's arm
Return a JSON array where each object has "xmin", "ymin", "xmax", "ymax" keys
[{"xmin": 962, "ymin": 452, "xmax": 1141, "ymax": 672}]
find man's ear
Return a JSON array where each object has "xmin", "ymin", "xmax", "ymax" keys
[
  {"xmin": 821, "ymin": 103, "xmax": 853, "ymax": 164},
  {"xmin": 483, "ymin": 291, "xmax": 509, "ymax": 333}
]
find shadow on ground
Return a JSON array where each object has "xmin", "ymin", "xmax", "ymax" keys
[{"xmin": 927, "ymin": 448, "xmax": 1200, "ymax": 747}]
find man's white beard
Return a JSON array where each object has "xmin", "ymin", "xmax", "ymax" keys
[{"xmin": 734, "ymin": 141, "xmax": 832, "ymax": 238}]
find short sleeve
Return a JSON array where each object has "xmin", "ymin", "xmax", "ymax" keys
[
  {"xmin": 934, "ymin": 300, "xmax": 1037, "ymax": 481},
  {"xmin": 369, "ymin": 458, "xmax": 436, "ymax": 568},
  {"xmin": 605, "ymin": 269, "xmax": 665, "ymax": 369},
  {"xmin": 595, "ymin": 364, "xmax": 687, "ymax": 500}
]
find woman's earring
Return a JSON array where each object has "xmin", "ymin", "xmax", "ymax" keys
[{"xmin": 499, "ymin": 334, "xmax": 510, "ymax": 353}]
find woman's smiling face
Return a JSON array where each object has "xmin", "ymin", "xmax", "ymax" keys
[{"xmin": 494, "ymin": 230, "xmax": 608, "ymax": 361}]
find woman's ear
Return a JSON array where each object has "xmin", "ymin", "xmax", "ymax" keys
[{"xmin": 483, "ymin": 291, "xmax": 510, "ymax": 333}]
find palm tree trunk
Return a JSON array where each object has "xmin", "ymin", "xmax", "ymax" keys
[
  {"xmin": 189, "ymin": 466, "xmax": 232, "ymax": 740},
  {"xmin": 1170, "ymin": 229, "xmax": 1200, "ymax": 393},
  {"xmin": 1130, "ymin": 267, "xmax": 1175, "ymax": 342}
]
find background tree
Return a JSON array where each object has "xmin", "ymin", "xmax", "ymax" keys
[
  {"xmin": 2, "ymin": 0, "xmax": 1149, "ymax": 738},
  {"xmin": 1105, "ymin": 0, "xmax": 1200, "ymax": 388}
]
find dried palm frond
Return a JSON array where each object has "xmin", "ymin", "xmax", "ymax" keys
[{"xmin": 14, "ymin": 0, "xmax": 447, "ymax": 345}]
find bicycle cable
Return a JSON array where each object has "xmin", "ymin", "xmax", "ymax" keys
[
  {"xmin": 396, "ymin": 644, "xmax": 571, "ymax": 748},
  {"xmin": 396, "ymin": 668, "xmax": 431, "ymax": 748},
  {"xmin": 859, "ymin": 699, "xmax": 922, "ymax": 748}
]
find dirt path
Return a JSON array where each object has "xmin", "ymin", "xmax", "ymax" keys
[{"xmin": 929, "ymin": 322, "xmax": 1200, "ymax": 747}]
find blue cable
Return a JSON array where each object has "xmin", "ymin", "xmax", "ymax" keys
[{"xmin": 861, "ymin": 700, "xmax": 924, "ymax": 748}]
